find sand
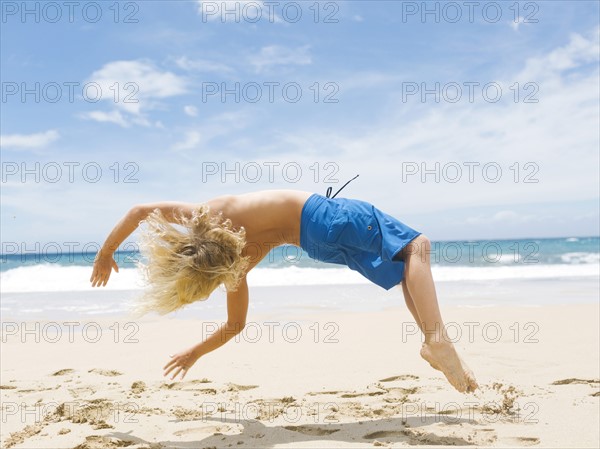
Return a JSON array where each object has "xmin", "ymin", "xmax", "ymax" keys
[{"xmin": 1, "ymin": 282, "xmax": 599, "ymax": 448}]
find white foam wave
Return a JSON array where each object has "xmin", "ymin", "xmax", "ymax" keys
[
  {"xmin": 560, "ymin": 252, "xmax": 600, "ymax": 264},
  {"xmin": 498, "ymin": 253, "xmax": 521, "ymax": 263},
  {"xmin": 0, "ymin": 264, "xmax": 145, "ymax": 293},
  {"xmin": 431, "ymin": 263, "xmax": 599, "ymax": 281},
  {"xmin": 1, "ymin": 262, "xmax": 598, "ymax": 293}
]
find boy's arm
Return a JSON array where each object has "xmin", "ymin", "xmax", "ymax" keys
[
  {"xmin": 90, "ymin": 202, "xmax": 200, "ymax": 287},
  {"xmin": 163, "ymin": 276, "xmax": 249, "ymax": 380}
]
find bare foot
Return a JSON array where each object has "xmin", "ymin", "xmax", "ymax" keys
[{"xmin": 420, "ymin": 341, "xmax": 478, "ymax": 393}]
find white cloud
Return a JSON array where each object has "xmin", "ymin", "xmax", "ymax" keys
[
  {"xmin": 84, "ymin": 60, "xmax": 187, "ymax": 125},
  {"xmin": 171, "ymin": 131, "xmax": 202, "ymax": 152},
  {"xmin": 249, "ymin": 45, "xmax": 312, "ymax": 73},
  {"xmin": 80, "ymin": 110, "xmax": 130, "ymax": 127},
  {"xmin": 466, "ymin": 210, "xmax": 537, "ymax": 225},
  {"xmin": 0, "ymin": 130, "xmax": 59, "ymax": 150},
  {"xmin": 175, "ymin": 56, "xmax": 233, "ymax": 74},
  {"xmin": 509, "ymin": 16, "xmax": 530, "ymax": 32},
  {"xmin": 183, "ymin": 105, "xmax": 198, "ymax": 117},
  {"xmin": 184, "ymin": 105, "xmax": 199, "ymax": 117},
  {"xmin": 170, "ymin": 110, "xmax": 252, "ymax": 153},
  {"xmin": 518, "ymin": 27, "xmax": 600, "ymax": 79},
  {"xmin": 256, "ymin": 28, "xmax": 599, "ymax": 217},
  {"xmin": 339, "ymin": 71, "xmax": 403, "ymax": 91},
  {"xmin": 492, "ymin": 210, "xmax": 520, "ymax": 222}
]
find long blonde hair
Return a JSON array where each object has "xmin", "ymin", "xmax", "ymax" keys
[{"xmin": 133, "ymin": 205, "xmax": 249, "ymax": 316}]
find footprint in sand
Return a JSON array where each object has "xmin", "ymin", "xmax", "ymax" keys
[
  {"xmin": 379, "ymin": 375, "xmax": 419, "ymax": 382},
  {"xmin": 3, "ymin": 423, "xmax": 45, "ymax": 449},
  {"xmin": 227, "ymin": 383, "xmax": 259, "ymax": 391},
  {"xmin": 306, "ymin": 390, "xmax": 341, "ymax": 396},
  {"xmin": 284, "ymin": 425, "xmax": 340, "ymax": 436},
  {"xmin": 363, "ymin": 430, "xmax": 406, "ymax": 439},
  {"xmin": 16, "ymin": 386, "xmax": 55, "ymax": 394},
  {"xmin": 551, "ymin": 379, "xmax": 600, "ymax": 397},
  {"xmin": 173, "ymin": 424, "xmax": 236, "ymax": 437},
  {"xmin": 131, "ymin": 381, "xmax": 146, "ymax": 394},
  {"xmin": 51, "ymin": 369, "xmax": 75, "ymax": 376},
  {"xmin": 475, "ymin": 383, "xmax": 522, "ymax": 416},
  {"xmin": 501, "ymin": 436, "xmax": 540, "ymax": 446},
  {"xmin": 383, "ymin": 386, "xmax": 419, "ymax": 395},
  {"xmin": 162, "ymin": 382, "xmax": 218, "ymax": 394},
  {"xmin": 551, "ymin": 378, "xmax": 600, "ymax": 385},
  {"xmin": 340, "ymin": 391, "xmax": 385, "ymax": 398},
  {"xmin": 365, "ymin": 428, "xmax": 495, "ymax": 446},
  {"xmin": 73, "ymin": 435, "xmax": 135, "ymax": 448},
  {"xmin": 68, "ymin": 386, "xmax": 96, "ymax": 398},
  {"xmin": 88, "ymin": 369, "xmax": 123, "ymax": 377}
]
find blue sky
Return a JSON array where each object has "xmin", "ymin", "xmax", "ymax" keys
[{"xmin": 1, "ymin": 0, "xmax": 599, "ymax": 248}]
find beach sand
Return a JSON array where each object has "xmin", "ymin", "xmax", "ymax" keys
[{"xmin": 1, "ymin": 282, "xmax": 599, "ymax": 448}]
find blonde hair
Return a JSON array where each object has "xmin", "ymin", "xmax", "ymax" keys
[{"xmin": 133, "ymin": 205, "xmax": 249, "ymax": 316}]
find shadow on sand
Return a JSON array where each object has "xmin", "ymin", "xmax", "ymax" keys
[{"xmin": 106, "ymin": 414, "xmax": 486, "ymax": 448}]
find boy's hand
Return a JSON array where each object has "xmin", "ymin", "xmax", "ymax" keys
[
  {"xmin": 90, "ymin": 254, "xmax": 119, "ymax": 287},
  {"xmin": 163, "ymin": 348, "xmax": 200, "ymax": 381}
]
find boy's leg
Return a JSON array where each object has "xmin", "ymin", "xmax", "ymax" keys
[
  {"xmin": 401, "ymin": 282, "xmax": 423, "ymax": 333},
  {"xmin": 399, "ymin": 234, "xmax": 478, "ymax": 393}
]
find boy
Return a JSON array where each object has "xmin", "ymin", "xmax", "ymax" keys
[{"xmin": 91, "ymin": 190, "xmax": 478, "ymax": 393}]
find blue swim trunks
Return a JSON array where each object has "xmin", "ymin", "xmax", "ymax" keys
[{"xmin": 300, "ymin": 193, "xmax": 421, "ymax": 289}]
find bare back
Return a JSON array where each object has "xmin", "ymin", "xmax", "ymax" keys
[{"xmin": 205, "ymin": 190, "xmax": 313, "ymax": 268}]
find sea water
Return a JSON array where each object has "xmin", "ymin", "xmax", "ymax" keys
[{"xmin": 1, "ymin": 236, "xmax": 598, "ymax": 319}]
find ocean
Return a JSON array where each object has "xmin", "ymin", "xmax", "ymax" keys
[{"xmin": 1, "ymin": 236, "xmax": 598, "ymax": 319}]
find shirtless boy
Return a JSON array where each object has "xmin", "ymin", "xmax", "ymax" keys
[{"xmin": 90, "ymin": 190, "xmax": 478, "ymax": 393}]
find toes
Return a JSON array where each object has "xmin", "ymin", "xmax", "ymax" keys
[
  {"xmin": 470, "ymin": 379, "xmax": 479, "ymax": 392},
  {"xmin": 454, "ymin": 381, "xmax": 467, "ymax": 393},
  {"xmin": 444, "ymin": 373, "xmax": 467, "ymax": 393},
  {"xmin": 464, "ymin": 374, "xmax": 479, "ymax": 393}
]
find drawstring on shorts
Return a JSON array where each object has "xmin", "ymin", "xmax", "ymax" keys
[{"xmin": 325, "ymin": 174, "xmax": 360, "ymax": 199}]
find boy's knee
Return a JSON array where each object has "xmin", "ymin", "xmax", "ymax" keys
[
  {"xmin": 397, "ymin": 234, "xmax": 431, "ymax": 261},
  {"xmin": 406, "ymin": 234, "xmax": 431, "ymax": 260},
  {"xmin": 416, "ymin": 234, "xmax": 431, "ymax": 253}
]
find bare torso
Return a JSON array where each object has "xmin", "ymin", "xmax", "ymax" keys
[{"xmin": 205, "ymin": 190, "xmax": 313, "ymax": 267}]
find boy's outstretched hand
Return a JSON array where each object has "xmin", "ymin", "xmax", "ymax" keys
[
  {"xmin": 90, "ymin": 254, "xmax": 119, "ymax": 287},
  {"xmin": 164, "ymin": 348, "xmax": 200, "ymax": 381}
]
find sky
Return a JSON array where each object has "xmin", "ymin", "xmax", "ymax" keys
[{"xmin": 1, "ymin": 0, "xmax": 599, "ymax": 250}]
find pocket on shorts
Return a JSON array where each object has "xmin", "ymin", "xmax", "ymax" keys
[
  {"xmin": 326, "ymin": 207, "xmax": 382, "ymax": 254},
  {"xmin": 325, "ymin": 206, "xmax": 348, "ymax": 243}
]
